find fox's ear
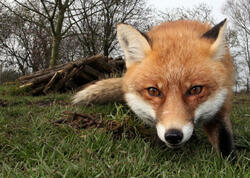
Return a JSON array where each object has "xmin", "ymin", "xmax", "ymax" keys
[
  {"xmin": 117, "ymin": 24, "xmax": 151, "ymax": 67},
  {"xmin": 202, "ymin": 19, "xmax": 228, "ymax": 60}
]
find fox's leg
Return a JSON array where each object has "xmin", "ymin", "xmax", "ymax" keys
[{"xmin": 203, "ymin": 112, "xmax": 237, "ymax": 162}]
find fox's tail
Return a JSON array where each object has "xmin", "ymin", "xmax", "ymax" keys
[{"xmin": 72, "ymin": 78, "xmax": 124, "ymax": 105}]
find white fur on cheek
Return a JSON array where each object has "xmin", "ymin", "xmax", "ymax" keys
[
  {"xmin": 181, "ymin": 123, "xmax": 194, "ymax": 143},
  {"xmin": 194, "ymin": 88, "xmax": 228, "ymax": 124},
  {"xmin": 156, "ymin": 123, "xmax": 167, "ymax": 143},
  {"xmin": 125, "ymin": 93, "xmax": 156, "ymax": 125}
]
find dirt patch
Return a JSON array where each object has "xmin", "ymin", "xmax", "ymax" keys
[
  {"xmin": 53, "ymin": 111, "xmax": 153, "ymax": 140},
  {"xmin": 54, "ymin": 111, "xmax": 104, "ymax": 129}
]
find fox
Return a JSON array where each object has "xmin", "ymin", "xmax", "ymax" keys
[{"xmin": 73, "ymin": 19, "xmax": 236, "ymax": 161}]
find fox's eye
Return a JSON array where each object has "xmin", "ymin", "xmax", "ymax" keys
[
  {"xmin": 187, "ymin": 86, "xmax": 203, "ymax": 96},
  {"xmin": 147, "ymin": 87, "xmax": 162, "ymax": 97}
]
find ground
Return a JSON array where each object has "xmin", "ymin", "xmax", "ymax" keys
[{"xmin": 0, "ymin": 85, "xmax": 249, "ymax": 177}]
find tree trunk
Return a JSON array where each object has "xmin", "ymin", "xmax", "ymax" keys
[
  {"xmin": 49, "ymin": 1, "xmax": 66, "ymax": 68},
  {"xmin": 246, "ymin": 77, "xmax": 250, "ymax": 94},
  {"xmin": 49, "ymin": 35, "xmax": 62, "ymax": 67},
  {"xmin": 103, "ymin": 43, "xmax": 109, "ymax": 57}
]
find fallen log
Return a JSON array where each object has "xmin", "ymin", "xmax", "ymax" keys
[{"xmin": 18, "ymin": 54, "xmax": 125, "ymax": 95}]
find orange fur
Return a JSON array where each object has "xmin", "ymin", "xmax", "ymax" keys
[
  {"xmin": 122, "ymin": 20, "xmax": 235, "ymax": 158},
  {"xmin": 123, "ymin": 20, "xmax": 234, "ymax": 124}
]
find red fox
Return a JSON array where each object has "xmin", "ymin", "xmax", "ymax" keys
[{"xmin": 73, "ymin": 19, "xmax": 236, "ymax": 160}]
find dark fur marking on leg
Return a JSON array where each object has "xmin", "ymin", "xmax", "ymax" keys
[
  {"xmin": 218, "ymin": 124, "xmax": 232, "ymax": 157},
  {"xmin": 218, "ymin": 122, "xmax": 237, "ymax": 163}
]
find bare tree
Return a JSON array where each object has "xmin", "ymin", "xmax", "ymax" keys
[
  {"xmin": 159, "ymin": 3, "xmax": 214, "ymax": 23},
  {"xmin": 70, "ymin": 0, "xmax": 151, "ymax": 57},
  {"xmin": 0, "ymin": 0, "xmax": 152, "ymax": 75},
  {"xmin": 223, "ymin": 0, "xmax": 250, "ymax": 92},
  {"xmin": 225, "ymin": 27, "xmax": 242, "ymax": 92},
  {"xmin": 0, "ymin": 0, "xmax": 78, "ymax": 67},
  {"xmin": 0, "ymin": 4, "xmax": 51, "ymax": 74}
]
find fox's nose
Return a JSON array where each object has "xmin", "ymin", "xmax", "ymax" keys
[{"xmin": 164, "ymin": 129, "xmax": 183, "ymax": 145}]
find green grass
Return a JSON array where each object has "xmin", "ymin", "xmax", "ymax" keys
[{"xmin": 0, "ymin": 85, "xmax": 249, "ymax": 177}]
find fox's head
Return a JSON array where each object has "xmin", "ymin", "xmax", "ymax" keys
[{"xmin": 117, "ymin": 20, "xmax": 234, "ymax": 148}]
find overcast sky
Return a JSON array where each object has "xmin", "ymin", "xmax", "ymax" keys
[{"xmin": 148, "ymin": 0, "xmax": 227, "ymax": 21}]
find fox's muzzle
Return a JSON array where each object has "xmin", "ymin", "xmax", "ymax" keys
[{"xmin": 156, "ymin": 122, "xmax": 194, "ymax": 147}]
